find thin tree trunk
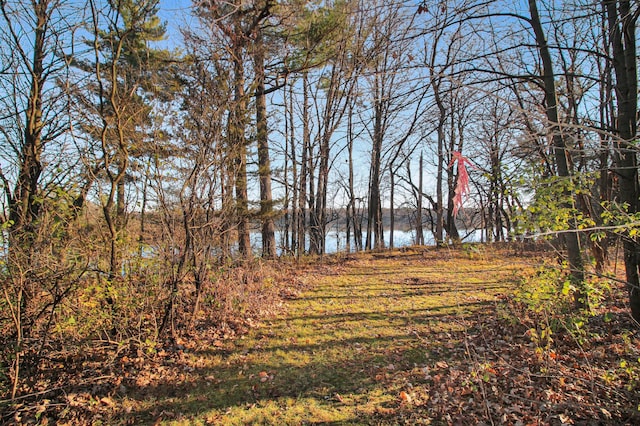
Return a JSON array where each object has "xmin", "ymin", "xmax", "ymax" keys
[
  {"xmin": 435, "ymin": 98, "xmax": 445, "ymax": 246},
  {"xmin": 288, "ymin": 83, "xmax": 298, "ymax": 255},
  {"xmin": 605, "ymin": 0, "xmax": 640, "ymax": 321},
  {"xmin": 390, "ymin": 169, "xmax": 395, "ymax": 249},
  {"xmin": 417, "ymin": 152, "xmax": 424, "ymax": 245},
  {"xmin": 254, "ymin": 28, "xmax": 276, "ymax": 259},
  {"xmin": 231, "ymin": 21, "xmax": 251, "ymax": 258},
  {"xmin": 368, "ymin": 94, "xmax": 385, "ymax": 250},
  {"xmin": 8, "ymin": 0, "xmax": 47, "ymax": 235},
  {"xmin": 529, "ymin": 0, "xmax": 585, "ymax": 302},
  {"xmin": 297, "ymin": 73, "xmax": 310, "ymax": 258},
  {"xmin": 347, "ymin": 102, "xmax": 356, "ymax": 252}
]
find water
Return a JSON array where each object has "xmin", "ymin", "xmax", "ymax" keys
[{"xmin": 252, "ymin": 229, "xmax": 483, "ymax": 255}]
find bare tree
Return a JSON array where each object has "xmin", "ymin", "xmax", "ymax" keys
[
  {"xmin": 527, "ymin": 0, "xmax": 585, "ymax": 300},
  {"xmin": 253, "ymin": 22, "xmax": 277, "ymax": 258},
  {"xmin": 604, "ymin": 0, "xmax": 640, "ymax": 321},
  {"xmin": 0, "ymin": 0, "xmax": 87, "ymax": 399}
]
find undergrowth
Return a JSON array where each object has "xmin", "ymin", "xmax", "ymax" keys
[
  {"xmin": 0, "ymin": 257, "xmax": 290, "ymax": 424},
  {"xmin": 2, "ymin": 245, "xmax": 639, "ymax": 425}
]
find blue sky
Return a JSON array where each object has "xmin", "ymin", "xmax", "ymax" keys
[{"xmin": 158, "ymin": 0, "xmax": 193, "ymax": 49}]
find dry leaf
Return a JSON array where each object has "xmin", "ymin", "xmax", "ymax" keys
[
  {"xmin": 435, "ymin": 361, "xmax": 449, "ymax": 369},
  {"xmin": 100, "ymin": 396, "xmax": 115, "ymax": 407},
  {"xmin": 558, "ymin": 413, "xmax": 573, "ymax": 424}
]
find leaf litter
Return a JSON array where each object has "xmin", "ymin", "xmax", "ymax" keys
[{"xmin": 2, "ymin": 245, "xmax": 639, "ymax": 425}]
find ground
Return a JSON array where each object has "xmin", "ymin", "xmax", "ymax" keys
[{"xmin": 2, "ymin": 245, "xmax": 640, "ymax": 425}]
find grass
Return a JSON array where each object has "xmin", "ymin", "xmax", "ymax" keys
[
  {"xmin": 8, "ymin": 244, "xmax": 638, "ymax": 424},
  {"xmin": 118, "ymin": 246, "xmax": 534, "ymax": 425}
]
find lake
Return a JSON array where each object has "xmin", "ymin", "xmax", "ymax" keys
[{"xmin": 252, "ymin": 229, "xmax": 483, "ymax": 255}]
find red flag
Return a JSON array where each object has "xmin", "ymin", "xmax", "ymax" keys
[{"xmin": 449, "ymin": 151, "xmax": 473, "ymax": 217}]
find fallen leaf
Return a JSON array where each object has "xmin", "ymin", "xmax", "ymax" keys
[
  {"xmin": 100, "ymin": 396, "xmax": 115, "ymax": 407},
  {"xmin": 558, "ymin": 413, "xmax": 573, "ymax": 424},
  {"xmin": 435, "ymin": 361, "xmax": 449, "ymax": 369}
]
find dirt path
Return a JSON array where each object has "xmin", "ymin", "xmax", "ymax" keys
[{"xmin": 121, "ymin": 247, "xmax": 531, "ymax": 425}]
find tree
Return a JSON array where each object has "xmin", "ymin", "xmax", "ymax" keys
[
  {"xmin": 419, "ymin": 1, "xmax": 464, "ymax": 246},
  {"xmin": 360, "ymin": 0, "xmax": 419, "ymax": 251},
  {"xmin": 253, "ymin": 19, "xmax": 277, "ymax": 259},
  {"xmin": 0, "ymin": 0, "xmax": 91, "ymax": 399},
  {"xmin": 527, "ymin": 0, "xmax": 585, "ymax": 302},
  {"xmin": 0, "ymin": 0, "xmax": 77, "ymax": 244},
  {"xmin": 418, "ymin": 0, "xmax": 588, "ymax": 294},
  {"xmin": 472, "ymin": 96, "xmax": 522, "ymax": 242},
  {"xmin": 196, "ymin": 0, "xmax": 275, "ymax": 259},
  {"xmin": 160, "ymin": 50, "xmax": 231, "ymax": 333},
  {"xmin": 80, "ymin": 0, "xmax": 169, "ymax": 278},
  {"xmin": 307, "ymin": 2, "xmax": 362, "ymax": 255},
  {"xmin": 277, "ymin": 0, "xmax": 364, "ymax": 255},
  {"xmin": 604, "ymin": 0, "xmax": 640, "ymax": 321}
]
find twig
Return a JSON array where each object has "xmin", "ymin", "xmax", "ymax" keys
[{"xmin": 0, "ymin": 375, "xmax": 114, "ymax": 405}]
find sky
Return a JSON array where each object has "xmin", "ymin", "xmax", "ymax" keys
[{"xmin": 158, "ymin": 0, "xmax": 194, "ymax": 50}]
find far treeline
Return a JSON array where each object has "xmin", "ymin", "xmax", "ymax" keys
[{"xmin": 1, "ymin": 0, "xmax": 639, "ymax": 399}]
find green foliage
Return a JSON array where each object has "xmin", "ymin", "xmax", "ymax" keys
[
  {"xmin": 517, "ymin": 171, "xmax": 640, "ymax": 250},
  {"xmin": 516, "ymin": 263, "xmax": 613, "ymax": 353},
  {"xmin": 527, "ymin": 323, "xmax": 554, "ymax": 360},
  {"xmin": 515, "ymin": 172, "xmax": 597, "ymax": 238},
  {"xmin": 600, "ymin": 200, "xmax": 640, "ymax": 237},
  {"xmin": 517, "ymin": 264, "xmax": 573, "ymax": 314},
  {"xmin": 519, "ymin": 263, "xmax": 611, "ymax": 315},
  {"xmin": 602, "ymin": 357, "xmax": 640, "ymax": 394},
  {"xmin": 284, "ymin": 0, "xmax": 355, "ymax": 70}
]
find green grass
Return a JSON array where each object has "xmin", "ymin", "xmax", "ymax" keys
[{"xmin": 119, "ymin": 247, "xmax": 533, "ymax": 425}]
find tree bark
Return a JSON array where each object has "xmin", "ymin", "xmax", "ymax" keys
[
  {"xmin": 605, "ymin": 0, "xmax": 640, "ymax": 321},
  {"xmin": 297, "ymin": 73, "xmax": 310, "ymax": 258},
  {"xmin": 529, "ymin": 0, "xmax": 585, "ymax": 302},
  {"xmin": 417, "ymin": 152, "xmax": 424, "ymax": 245},
  {"xmin": 367, "ymin": 94, "xmax": 385, "ymax": 250},
  {"xmin": 231, "ymin": 17, "xmax": 251, "ymax": 258},
  {"xmin": 254, "ymin": 27, "xmax": 276, "ymax": 259},
  {"xmin": 433, "ymin": 87, "xmax": 445, "ymax": 246},
  {"xmin": 8, "ymin": 0, "xmax": 48, "ymax": 234}
]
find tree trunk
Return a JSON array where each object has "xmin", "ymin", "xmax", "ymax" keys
[
  {"xmin": 417, "ymin": 152, "xmax": 424, "ymax": 245},
  {"xmin": 529, "ymin": 0, "xmax": 585, "ymax": 302},
  {"xmin": 231, "ymin": 20, "xmax": 251, "ymax": 258},
  {"xmin": 367, "ymin": 95, "xmax": 385, "ymax": 250},
  {"xmin": 311, "ymin": 129, "xmax": 329, "ymax": 255},
  {"xmin": 221, "ymin": 157, "xmax": 234, "ymax": 258},
  {"xmin": 254, "ymin": 28, "xmax": 276, "ymax": 259},
  {"xmin": 347, "ymin": 103, "xmax": 355, "ymax": 252},
  {"xmin": 434, "ymin": 95, "xmax": 445, "ymax": 246},
  {"xmin": 288, "ymin": 83, "xmax": 298, "ymax": 255},
  {"xmin": 297, "ymin": 73, "xmax": 310, "ymax": 258},
  {"xmin": 389, "ymin": 169, "xmax": 395, "ymax": 249},
  {"xmin": 605, "ymin": 0, "xmax": 640, "ymax": 321},
  {"xmin": 8, "ymin": 0, "xmax": 47, "ymax": 237},
  {"xmin": 446, "ymin": 169, "xmax": 460, "ymax": 243}
]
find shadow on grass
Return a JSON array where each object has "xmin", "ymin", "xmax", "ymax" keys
[
  {"xmin": 116, "ymin": 300, "xmax": 496, "ymax": 424},
  {"xmin": 113, "ymin": 253, "xmax": 521, "ymax": 424},
  {"xmin": 120, "ymin": 337, "xmax": 434, "ymax": 424},
  {"xmin": 298, "ymin": 282, "xmax": 510, "ymax": 302},
  {"xmin": 269, "ymin": 301, "xmax": 493, "ymax": 326}
]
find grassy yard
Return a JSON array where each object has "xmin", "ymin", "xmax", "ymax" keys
[
  {"xmin": 113, "ymin": 245, "xmax": 583, "ymax": 425},
  {"xmin": 7, "ymin": 245, "xmax": 639, "ymax": 425}
]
